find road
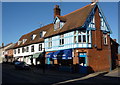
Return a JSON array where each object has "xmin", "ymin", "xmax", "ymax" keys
[{"xmin": 2, "ymin": 63, "xmax": 120, "ymax": 85}]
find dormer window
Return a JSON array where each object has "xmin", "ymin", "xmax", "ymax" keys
[
  {"xmin": 54, "ymin": 17, "xmax": 65, "ymax": 31},
  {"xmin": 22, "ymin": 39, "xmax": 27, "ymax": 44},
  {"xmin": 40, "ymin": 31, "xmax": 43, "ymax": 38},
  {"xmin": 54, "ymin": 20, "xmax": 60, "ymax": 30},
  {"xmin": 18, "ymin": 41, "xmax": 22, "ymax": 45},
  {"xmin": 40, "ymin": 31, "xmax": 46, "ymax": 38},
  {"xmin": 31, "ymin": 34, "xmax": 36, "ymax": 40}
]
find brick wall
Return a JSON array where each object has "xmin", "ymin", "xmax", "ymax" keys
[{"xmin": 73, "ymin": 6, "xmax": 111, "ymax": 72}]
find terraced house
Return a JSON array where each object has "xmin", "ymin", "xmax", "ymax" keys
[
  {"xmin": 13, "ymin": 2, "xmax": 119, "ymax": 73},
  {"xmin": 13, "ymin": 25, "xmax": 49, "ymax": 65}
]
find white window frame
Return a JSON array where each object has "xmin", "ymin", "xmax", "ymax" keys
[
  {"xmin": 39, "ymin": 44, "xmax": 42, "ymax": 51},
  {"xmin": 103, "ymin": 34, "xmax": 108, "ymax": 45},
  {"xmin": 59, "ymin": 34, "xmax": 64, "ymax": 45},
  {"xmin": 31, "ymin": 34, "xmax": 36, "ymax": 40},
  {"xmin": 78, "ymin": 30, "xmax": 87, "ymax": 43},
  {"xmin": 31, "ymin": 45, "xmax": 34, "ymax": 52}
]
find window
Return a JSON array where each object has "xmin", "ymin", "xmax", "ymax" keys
[
  {"xmin": 54, "ymin": 18, "xmax": 60, "ymax": 31},
  {"xmin": 40, "ymin": 32, "xmax": 43, "ymax": 38},
  {"xmin": 87, "ymin": 35, "xmax": 90, "ymax": 43},
  {"xmin": 31, "ymin": 45, "xmax": 34, "ymax": 52},
  {"xmin": 48, "ymin": 38, "xmax": 52, "ymax": 48},
  {"xmin": 103, "ymin": 35, "xmax": 107, "ymax": 45},
  {"xmin": 101, "ymin": 18, "xmax": 104, "ymax": 27},
  {"xmin": 56, "ymin": 22, "xmax": 60, "ymax": 29},
  {"xmin": 83, "ymin": 35, "xmax": 86, "ymax": 43},
  {"xmin": 31, "ymin": 34, "xmax": 36, "ymax": 40},
  {"xmin": 74, "ymin": 31, "xmax": 77, "ymax": 43},
  {"xmin": 60, "ymin": 34, "xmax": 64, "ymax": 45},
  {"xmin": 18, "ymin": 49, "xmax": 20, "ymax": 54},
  {"xmin": 31, "ymin": 35, "xmax": 33, "ymax": 40},
  {"xmin": 78, "ymin": 35, "xmax": 82, "ymax": 43},
  {"xmin": 3, "ymin": 52, "xmax": 5, "ymax": 55},
  {"xmin": 22, "ymin": 47, "xmax": 25, "ymax": 53},
  {"xmin": 88, "ymin": 16, "xmax": 95, "ymax": 28},
  {"xmin": 14, "ymin": 50, "xmax": 16, "ymax": 54},
  {"xmin": 87, "ymin": 31, "xmax": 91, "ymax": 43},
  {"xmin": 22, "ymin": 39, "xmax": 27, "ymax": 44},
  {"xmin": 18, "ymin": 41, "xmax": 21, "ymax": 45},
  {"xmin": 74, "ymin": 36, "xmax": 77, "ymax": 43},
  {"xmin": 26, "ymin": 47, "xmax": 29, "ymax": 52},
  {"xmin": 78, "ymin": 30, "xmax": 88, "ymax": 43},
  {"xmin": 39, "ymin": 44, "xmax": 42, "ymax": 51}
]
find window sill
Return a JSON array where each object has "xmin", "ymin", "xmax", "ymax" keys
[
  {"xmin": 59, "ymin": 45, "xmax": 64, "ymax": 47},
  {"xmin": 48, "ymin": 47, "xmax": 52, "ymax": 49},
  {"xmin": 104, "ymin": 44, "xmax": 108, "ymax": 46}
]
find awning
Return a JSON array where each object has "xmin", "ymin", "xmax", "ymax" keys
[
  {"xmin": 53, "ymin": 50, "xmax": 63, "ymax": 59},
  {"xmin": 46, "ymin": 52, "xmax": 54, "ymax": 58},
  {"xmin": 33, "ymin": 53, "xmax": 41, "ymax": 58},
  {"xmin": 62, "ymin": 49, "xmax": 72, "ymax": 59}
]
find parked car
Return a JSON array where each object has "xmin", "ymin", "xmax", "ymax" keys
[
  {"xmin": 12, "ymin": 60, "xmax": 19, "ymax": 64},
  {"xmin": 14, "ymin": 61, "xmax": 31, "ymax": 70}
]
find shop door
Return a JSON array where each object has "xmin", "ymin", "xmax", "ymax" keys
[{"xmin": 79, "ymin": 52, "xmax": 87, "ymax": 74}]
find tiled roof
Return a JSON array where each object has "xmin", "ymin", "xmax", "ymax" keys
[
  {"xmin": 5, "ymin": 43, "xmax": 16, "ymax": 50},
  {"xmin": 44, "ymin": 3, "xmax": 96, "ymax": 38},
  {"xmin": 14, "ymin": 3, "xmax": 96, "ymax": 48},
  {"xmin": 13, "ymin": 24, "xmax": 53, "ymax": 48}
]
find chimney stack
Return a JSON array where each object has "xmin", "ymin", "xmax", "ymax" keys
[{"xmin": 54, "ymin": 5, "xmax": 61, "ymax": 18}]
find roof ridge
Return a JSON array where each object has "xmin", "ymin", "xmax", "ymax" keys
[{"xmin": 63, "ymin": 3, "xmax": 92, "ymax": 17}]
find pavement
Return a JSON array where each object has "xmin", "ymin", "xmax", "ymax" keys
[{"xmin": 2, "ymin": 63, "xmax": 120, "ymax": 85}]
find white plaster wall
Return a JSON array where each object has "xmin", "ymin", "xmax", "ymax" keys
[{"xmin": 13, "ymin": 42, "xmax": 44, "ymax": 57}]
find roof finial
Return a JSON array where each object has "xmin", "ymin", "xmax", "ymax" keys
[{"xmin": 91, "ymin": 0, "xmax": 98, "ymax": 3}]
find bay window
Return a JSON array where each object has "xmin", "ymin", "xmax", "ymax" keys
[{"xmin": 74, "ymin": 30, "xmax": 91, "ymax": 44}]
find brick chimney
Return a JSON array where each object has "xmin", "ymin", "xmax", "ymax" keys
[{"xmin": 54, "ymin": 5, "xmax": 61, "ymax": 18}]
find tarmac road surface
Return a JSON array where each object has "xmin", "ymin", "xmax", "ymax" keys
[{"xmin": 2, "ymin": 63, "xmax": 120, "ymax": 85}]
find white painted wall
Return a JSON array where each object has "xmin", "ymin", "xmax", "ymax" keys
[{"xmin": 13, "ymin": 42, "xmax": 44, "ymax": 58}]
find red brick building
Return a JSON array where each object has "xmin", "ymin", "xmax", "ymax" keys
[
  {"xmin": 13, "ymin": 2, "xmax": 119, "ymax": 73},
  {"xmin": 44, "ymin": 2, "xmax": 119, "ymax": 73}
]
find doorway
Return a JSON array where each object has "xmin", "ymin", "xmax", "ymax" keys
[{"xmin": 79, "ymin": 52, "xmax": 87, "ymax": 74}]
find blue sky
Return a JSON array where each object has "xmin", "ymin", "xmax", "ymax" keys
[{"xmin": 2, "ymin": 2, "xmax": 118, "ymax": 46}]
